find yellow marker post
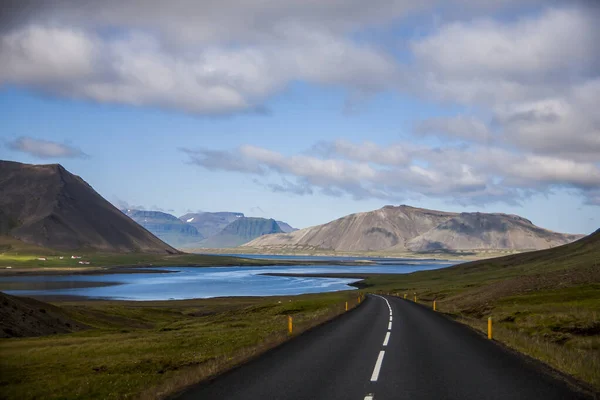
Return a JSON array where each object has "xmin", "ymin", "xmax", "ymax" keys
[
  {"xmin": 345, "ymin": 301, "xmax": 348, "ymax": 311},
  {"xmin": 288, "ymin": 316, "xmax": 293, "ymax": 335},
  {"xmin": 358, "ymin": 295, "xmax": 361, "ymax": 304},
  {"xmin": 433, "ymin": 300, "xmax": 436, "ymax": 311},
  {"xmin": 414, "ymin": 295, "xmax": 417, "ymax": 303},
  {"xmin": 404, "ymin": 293, "xmax": 407, "ymax": 299},
  {"xmin": 488, "ymin": 317, "xmax": 492, "ymax": 340}
]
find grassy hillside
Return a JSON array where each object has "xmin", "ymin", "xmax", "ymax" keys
[
  {"xmin": 0, "ymin": 292, "xmax": 363, "ymax": 400},
  {"xmin": 361, "ymin": 229, "xmax": 600, "ymax": 389}
]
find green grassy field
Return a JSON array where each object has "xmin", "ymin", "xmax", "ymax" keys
[
  {"xmin": 0, "ymin": 292, "xmax": 364, "ymax": 400},
  {"xmin": 0, "ymin": 252, "xmax": 275, "ymax": 270},
  {"xmin": 1, "ymin": 232, "xmax": 598, "ymax": 398}
]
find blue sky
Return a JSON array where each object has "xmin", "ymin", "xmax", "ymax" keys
[{"xmin": 0, "ymin": 0, "xmax": 598, "ymax": 234}]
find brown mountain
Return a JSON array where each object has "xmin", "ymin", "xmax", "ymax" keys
[
  {"xmin": 0, "ymin": 160, "xmax": 177, "ymax": 253},
  {"xmin": 243, "ymin": 205, "xmax": 582, "ymax": 253}
]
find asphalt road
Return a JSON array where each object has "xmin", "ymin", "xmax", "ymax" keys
[{"xmin": 177, "ymin": 295, "xmax": 592, "ymax": 400}]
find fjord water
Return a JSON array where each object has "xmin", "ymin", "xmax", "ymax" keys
[{"xmin": 1, "ymin": 256, "xmax": 457, "ymax": 301}]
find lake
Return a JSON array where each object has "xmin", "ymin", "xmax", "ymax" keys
[{"xmin": 0, "ymin": 255, "xmax": 457, "ymax": 301}]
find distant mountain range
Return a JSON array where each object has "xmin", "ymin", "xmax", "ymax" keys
[
  {"xmin": 121, "ymin": 210, "xmax": 203, "ymax": 248},
  {"xmin": 0, "ymin": 161, "xmax": 177, "ymax": 253},
  {"xmin": 179, "ymin": 212, "xmax": 245, "ymax": 238},
  {"xmin": 124, "ymin": 210, "xmax": 297, "ymax": 249},
  {"xmin": 244, "ymin": 205, "xmax": 583, "ymax": 253},
  {"xmin": 201, "ymin": 217, "xmax": 284, "ymax": 248},
  {"xmin": 0, "ymin": 161, "xmax": 584, "ymax": 255}
]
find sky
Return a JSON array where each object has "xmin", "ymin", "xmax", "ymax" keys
[{"xmin": 0, "ymin": 0, "xmax": 598, "ymax": 234}]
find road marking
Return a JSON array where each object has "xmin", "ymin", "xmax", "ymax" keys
[
  {"xmin": 390, "ymin": 316, "xmax": 393, "ymax": 321},
  {"xmin": 388, "ymin": 321, "xmax": 392, "ymax": 330},
  {"xmin": 370, "ymin": 351, "xmax": 386, "ymax": 381},
  {"xmin": 364, "ymin": 395, "xmax": 374, "ymax": 400},
  {"xmin": 383, "ymin": 331, "xmax": 390, "ymax": 346}
]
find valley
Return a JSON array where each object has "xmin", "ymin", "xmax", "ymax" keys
[{"xmin": 0, "ymin": 160, "xmax": 598, "ymax": 399}]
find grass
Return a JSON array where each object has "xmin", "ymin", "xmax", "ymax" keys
[
  {"xmin": 359, "ymin": 232, "xmax": 600, "ymax": 390},
  {"xmin": 0, "ymin": 292, "xmax": 363, "ymax": 400},
  {"xmin": 1, "ymin": 232, "xmax": 598, "ymax": 397}
]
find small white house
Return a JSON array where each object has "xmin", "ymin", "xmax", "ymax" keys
[
  {"xmin": 37, "ymin": 257, "xmax": 47, "ymax": 261},
  {"xmin": 78, "ymin": 261, "xmax": 91, "ymax": 265}
]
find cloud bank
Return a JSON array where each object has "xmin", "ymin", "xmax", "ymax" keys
[{"xmin": 1, "ymin": 0, "xmax": 598, "ymax": 208}]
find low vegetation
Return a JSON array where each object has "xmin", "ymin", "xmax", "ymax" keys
[
  {"xmin": 0, "ymin": 292, "xmax": 362, "ymax": 400},
  {"xmin": 361, "ymin": 231, "xmax": 600, "ymax": 390},
  {"xmin": 1, "ymin": 231, "xmax": 598, "ymax": 398}
]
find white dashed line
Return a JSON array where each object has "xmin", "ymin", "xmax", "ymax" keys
[
  {"xmin": 364, "ymin": 395, "xmax": 374, "ymax": 400},
  {"xmin": 383, "ymin": 331, "xmax": 391, "ymax": 346},
  {"xmin": 370, "ymin": 351, "xmax": 386, "ymax": 382},
  {"xmin": 390, "ymin": 316, "xmax": 393, "ymax": 321},
  {"xmin": 388, "ymin": 321, "xmax": 392, "ymax": 330}
]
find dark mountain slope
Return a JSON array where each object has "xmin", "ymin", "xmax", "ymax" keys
[{"xmin": 0, "ymin": 160, "xmax": 177, "ymax": 253}]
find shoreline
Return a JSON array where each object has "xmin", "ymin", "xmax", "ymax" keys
[{"xmin": 0, "ymin": 258, "xmax": 414, "ymax": 277}]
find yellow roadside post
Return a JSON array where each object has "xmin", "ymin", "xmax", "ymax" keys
[
  {"xmin": 358, "ymin": 295, "xmax": 361, "ymax": 304},
  {"xmin": 404, "ymin": 293, "xmax": 407, "ymax": 299},
  {"xmin": 433, "ymin": 300, "xmax": 436, "ymax": 311},
  {"xmin": 288, "ymin": 316, "xmax": 293, "ymax": 335},
  {"xmin": 488, "ymin": 317, "xmax": 493, "ymax": 339},
  {"xmin": 414, "ymin": 293, "xmax": 417, "ymax": 303},
  {"xmin": 345, "ymin": 301, "xmax": 348, "ymax": 311}
]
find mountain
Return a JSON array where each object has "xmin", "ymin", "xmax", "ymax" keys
[
  {"xmin": 405, "ymin": 212, "xmax": 580, "ymax": 251},
  {"xmin": 122, "ymin": 209, "xmax": 203, "ymax": 248},
  {"xmin": 200, "ymin": 217, "xmax": 284, "ymax": 248},
  {"xmin": 243, "ymin": 205, "xmax": 582, "ymax": 253},
  {"xmin": 179, "ymin": 212, "xmax": 245, "ymax": 238},
  {"xmin": 276, "ymin": 221, "xmax": 297, "ymax": 233},
  {"xmin": 0, "ymin": 160, "xmax": 178, "ymax": 253}
]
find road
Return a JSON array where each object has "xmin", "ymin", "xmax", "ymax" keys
[{"xmin": 177, "ymin": 295, "xmax": 592, "ymax": 400}]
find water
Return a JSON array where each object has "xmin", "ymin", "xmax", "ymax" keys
[{"xmin": 0, "ymin": 257, "xmax": 457, "ymax": 301}]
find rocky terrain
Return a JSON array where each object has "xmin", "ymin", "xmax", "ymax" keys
[{"xmin": 244, "ymin": 205, "xmax": 582, "ymax": 253}]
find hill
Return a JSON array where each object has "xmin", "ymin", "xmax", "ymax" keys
[
  {"xmin": 200, "ymin": 217, "xmax": 284, "ymax": 248},
  {"xmin": 244, "ymin": 205, "xmax": 582, "ymax": 253},
  {"xmin": 0, "ymin": 291, "xmax": 87, "ymax": 337},
  {"xmin": 360, "ymin": 228, "xmax": 600, "ymax": 390},
  {"xmin": 0, "ymin": 160, "xmax": 177, "ymax": 253},
  {"xmin": 123, "ymin": 210, "xmax": 202, "ymax": 248}
]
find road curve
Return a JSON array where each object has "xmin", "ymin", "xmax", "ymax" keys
[{"xmin": 176, "ymin": 295, "xmax": 593, "ymax": 400}]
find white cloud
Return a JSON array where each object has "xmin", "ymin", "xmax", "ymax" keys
[
  {"xmin": 183, "ymin": 140, "xmax": 600, "ymax": 206},
  {"xmin": 0, "ymin": 25, "xmax": 399, "ymax": 114},
  {"xmin": 411, "ymin": 8, "xmax": 598, "ymax": 85},
  {"xmin": 414, "ymin": 116, "xmax": 492, "ymax": 143},
  {"xmin": 315, "ymin": 139, "xmax": 413, "ymax": 166},
  {"xmin": 407, "ymin": 5, "xmax": 600, "ymax": 165},
  {"xmin": 6, "ymin": 137, "xmax": 88, "ymax": 159}
]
